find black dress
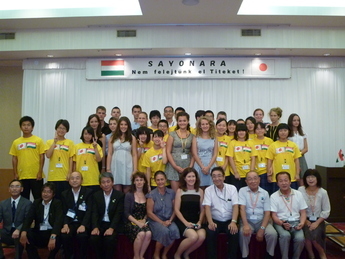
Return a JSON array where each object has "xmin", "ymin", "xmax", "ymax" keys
[{"xmin": 124, "ymin": 202, "xmax": 150, "ymax": 242}]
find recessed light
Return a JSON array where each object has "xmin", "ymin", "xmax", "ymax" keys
[
  {"xmin": 182, "ymin": 0, "xmax": 199, "ymax": 6},
  {"xmin": 323, "ymin": 53, "xmax": 330, "ymax": 56},
  {"xmin": 255, "ymin": 53, "xmax": 261, "ymax": 56},
  {"xmin": 185, "ymin": 52, "xmax": 192, "ymax": 56},
  {"xmin": 47, "ymin": 55, "xmax": 54, "ymax": 58},
  {"xmin": 115, "ymin": 54, "xmax": 122, "ymax": 56}
]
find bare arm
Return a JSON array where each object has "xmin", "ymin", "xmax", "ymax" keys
[
  {"xmin": 131, "ymin": 137, "xmax": 138, "ymax": 173},
  {"xmin": 207, "ymin": 139, "xmax": 218, "ymax": 168},
  {"xmin": 36, "ymin": 154, "xmax": 45, "ymax": 180},
  {"xmin": 301, "ymin": 138, "xmax": 308, "ymax": 155},
  {"xmin": 229, "ymin": 157, "xmax": 240, "ymax": 179},
  {"xmin": 294, "ymin": 158, "xmax": 300, "ymax": 181},
  {"xmin": 106, "ymin": 137, "xmax": 114, "ymax": 172},
  {"xmin": 12, "ymin": 156, "xmax": 18, "ymax": 179}
]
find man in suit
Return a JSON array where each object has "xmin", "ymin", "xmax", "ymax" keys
[
  {"xmin": 0, "ymin": 180, "xmax": 31, "ymax": 259},
  {"xmin": 20, "ymin": 182, "xmax": 63, "ymax": 259},
  {"xmin": 90, "ymin": 172, "xmax": 124, "ymax": 259},
  {"xmin": 60, "ymin": 171, "xmax": 93, "ymax": 259}
]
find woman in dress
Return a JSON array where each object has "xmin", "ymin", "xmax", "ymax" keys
[
  {"xmin": 146, "ymin": 171, "xmax": 180, "ymax": 259},
  {"xmin": 136, "ymin": 127, "xmax": 153, "ymax": 174},
  {"xmin": 227, "ymin": 123, "xmax": 257, "ymax": 191},
  {"xmin": 265, "ymin": 107, "xmax": 283, "ymax": 141},
  {"xmin": 174, "ymin": 168, "xmax": 205, "ymax": 259},
  {"xmin": 216, "ymin": 118, "xmax": 231, "ymax": 183},
  {"xmin": 192, "ymin": 116, "xmax": 218, "ymax": 188},
  {"xmin": 106, "ymin": 116, "xmax": 137, "ymax": 193},
  {"xmin": 288, "ymin": 113, "xmax": 308, "ymax": 184},
  {"xmin": 166, "ymin": 112, "xmax": 194, "ymax": 192},
  {"xmin": 245, "ymin": 116, "xmax": 256, "ymax": 140},
  {"xmin": 298, "ymin": 169, "xmax": 330, "ymax": 259},
  {"xmin": 227, "ymin": 119, "xmax": 237, "ymax": 139},
  {"xmin": 87, "ymin": 114, "xmax": 106, "ymax": 172},
  {"xmin": 124, "ymin": 172, "xmax": 152, "ymax": 259}
]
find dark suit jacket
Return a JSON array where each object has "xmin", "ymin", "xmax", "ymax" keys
[
  {"xmin": 22, "ymin": 198, "xmax": 63, "ymax": 236},
  {"xmin": 61, "ymin": 186, "xmax": 93, "ymax": 228},
  {"xmin": 91, "ymin": 189, "xmax": 124, "ymax": 231},
  {"xmin": 0, "ymin": 196, "xmax": 31, "ymax": 234}
]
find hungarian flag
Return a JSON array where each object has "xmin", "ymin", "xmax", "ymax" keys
[
  {"xmin": 101, "ymin": 60, "xmax": 125, "ymax": 76},
  {"xmin": 336, "ymin": 149, "xmax": 344, "ymax": 162},
  {"xmin": 26, "ymin": 142, "xmax": 37, "ymax": 149}
]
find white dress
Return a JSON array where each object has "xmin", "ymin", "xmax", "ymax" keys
[{"xmin": 111, "ymin": 139, "xmax": 133, "ymax": 185}]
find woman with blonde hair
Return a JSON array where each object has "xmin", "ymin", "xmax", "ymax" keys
[{"xmin": 265, "ymin": 107, "xmax": 283, "ymax": 141}]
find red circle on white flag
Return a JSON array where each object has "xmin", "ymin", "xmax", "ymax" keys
[{"xmin": 259, "ymin": 63, "xmax": 268, "ymax": 71}]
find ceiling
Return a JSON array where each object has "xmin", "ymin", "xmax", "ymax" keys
[{"xmin": 1, "ymin": 0, "xmax": 345, "ymax": 65}]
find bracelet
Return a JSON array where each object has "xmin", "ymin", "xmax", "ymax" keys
[{"xmin": 231, "ymin": 219, "xmax": 237, "ymax": 223}]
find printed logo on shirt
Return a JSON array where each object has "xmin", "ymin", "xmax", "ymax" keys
[
  {"xmin": 276, "ymin": 147, "xmax": 285, "ymax": 154},
  {"xmin": 143, "ymin": 147, "xmax": 150, "ymax": 153},
  {"xmin": 150, "ymin": 155, "xmax": 158, "ymax": 163},
  {"xmin": 17, "ymin": 143, "xmax": 27, "ymax": 150},
  {"xmin": 235, "ymin": 146, "xmax": 243, "ymax": 152},
  {"xmin": 26, "ymin": 142, "xmax": 37, "ymax": 149},
  {"xmin": 219, "ymin": 141, "xmax": 228, "ymax": 148},
  {"xmin": 261, "ymin": 144, "xmax": 269, "ymax": 150},
  {"xmin": 243, "ymin": 146, "xmax": 251, "ymax": 153},
  {"xmin": 255, "ymin": 145, "xmax": 262, "ymax": 150},
  {"xmin": 158, "ymin": 154, "xmax": 163, "ymax": 160},
  {"xmin": 285, "ymin": 147, "xmax": 294, "ymax": 153},
  {"xmin": 86, "ymin": 148, "xmax": 95, "ymax": 155},
  {"xmin": 60, "ymin": 145, "xmax": 69, "ymax": 151},
  {"xmin": 78, "ymin": 148, "xmax": 87, "ymax": 155}
]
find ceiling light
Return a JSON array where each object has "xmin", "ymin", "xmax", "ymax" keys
[
  {"xmin": 47, "ymin": 54, "xmax": 54, "ymax": 58},
  {"xmin": 182, "ymin": 0, "xmax": 199, "ymax": 6},
  {"xmin": 115, "ymin": 53, "xmax": 122, "ymax": 56},
  {"xmin": 185, "ymin": 52, "xmax": 192, "ymax": 55},
  {"xmin": 255, "ymin": 53, "xmax": 261, "ymax": 56},
  {"xmin": 323, "ymin": 53, "xmax": 331, "ymax": 56}
]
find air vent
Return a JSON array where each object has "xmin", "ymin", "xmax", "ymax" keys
[
  {"xmin": 241, "ymin": 29, "xmax": 261, "ymax": 37},
  {"xmin": 0, "ymin": 33, "xmax": 15, "ymax": 40},
  {"xmin": 117, "ymin": 30, "xmax": 136, "ymax": 37}
]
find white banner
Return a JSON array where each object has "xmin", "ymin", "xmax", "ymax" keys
[{"xmin": 86, "ymin": 57, "xmax": 291, "ymax": 80}]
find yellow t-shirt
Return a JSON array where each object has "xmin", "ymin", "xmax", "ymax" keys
[
  {"xmin": 266, "ymin": 140, "xmax": 301, "ymax": 182},
  {"xmin": 137, "ymin": 141, "xmax": 154, "ymax": 173},
  {"xmin": 73, "ymin": 142, "xmax": 103, "ymax": 186},
  {"xmin": 226, "ymin": 140, "xmax": 258, "ymax": 178},
  {"xmin": 142, "ymin": 147, "xmax": 166, "ymax": 186},
  {"xmin": 248, "ymin": 133, "xmax": 257, "ymax": 140},
  {"xmin": 216, "ymin": 135, "xmax": 231, "ymax": 176},
  {"xmin": 45, "ymin": 139, "xmax": 75, "ymax": 181},
  {"xmin": 251, "ymin": 137, "xmax": 274, "ymax": 175},
  {"xmin": 9, "ymin": 135, "xmax": 46, "ymax": 180}
]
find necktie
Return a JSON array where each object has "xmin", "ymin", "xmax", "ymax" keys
[{"xmin": 12, "ymin": 200, "xmax": 16, "ymax": 222}]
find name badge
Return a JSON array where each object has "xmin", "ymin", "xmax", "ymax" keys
[
  {"xmin": 78, "ymin": 202, "xmax": 87, "ymax": 211},
  {"xmin": 249, "ymin": 214, "xmax": 258, "ymax": 220},
  {"xmin": 282, "ymin": 164, "xmax": 290, "ymax": 170},
  {"xmin": 66, "ymin": 209, "xmax": 76, "ymax": 218},
  {"xmin": 81, "ymin": 166, "xmax": 89, "ymax": 171},
  {"xmin": 242, "ymin": 165, "xmax": 249, "ymax": 170},
  {"xmin": 40, "ymin": 223, "xmax": 48, "ymax": 231},
  {"xmin": 258, "ymin": 163, "xmax": 266, "ymax": 168},
  {"xmin": 309, "ymin": 215, "xmax": 317, "ymax": 221},
  {"xmin": 216, "ymin": 156, "xmax": 223, "ymax": 162},
  {"xmin": 288, "ymin": 216, "xmax": 295, "ymax": 222},
  {"xmin": 55, "ymin": 163, "xmax": 63, "ymax": 168},
  {"xmin": 181, "ymin": 154, "xmax": 188, "ymax": 160}
]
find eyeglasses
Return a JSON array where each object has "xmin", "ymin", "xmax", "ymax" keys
[
  {"xmin": 246, "ymin": 177, "xmax": 259, "ymax": 182},
  {"xmin": 57, "ymin": 127, "xmax": 67, "ymax": 131},
  {"xmin": 10, "ymin": 185, "xmax": 21, "ymax": 189}
]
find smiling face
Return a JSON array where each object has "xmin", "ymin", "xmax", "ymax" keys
[
  {"xmin": 216, "ymin": 120, "xmax": 227, "ymax": 135},
  {"xmin": 278, "ymin": 128, "xmax": 289, "ymax": 141},
  {"xmin": 9, "ymin": 181, "xmax": 23, "ymax": 199},
  {"xmin": 185, "ymin": 172, "xmax": 196, "ymax": 187},
  {"xmin": 150, "ymin": 115, "xmax": 160, "ymax": 127},
  {"xmin": 83, "ymin": 129, "xmax": 93, "ymax": 143},
  {"xmin": 237, "ymin": 130, "xmax": 246, "ymax": 140},
  {"xmin": 211, "ymin": 170, "xmax": 225, "ymax": 189},
  {"xmin": 277, "ymin": 173, "xmax": 291, "ymax": 192},
  {"xmin": 153, "ymin": 134, "xmax": 163, "ymax": 146},
  {"xmin": 254, "ymin": 110, "xmax": 264, "ymax": 122},
  {"xmin": 164, "ymin": 107, "xmax": 174, "ymax": 120},
  {"xmin": 134, "ymin": 176, "xmax": 145, "ymax": 189},
  {"xmin": 119, "ymin": 120, "xmax": 128, "ymax": 134},
  {"xmin": 245, "ymin": 172, "xmax": 260, "ymax": 191},
  {"xmin": 246, "ymin": 120, "xmax": 255, "ymax": 132},
  {"xmin": 306, "ymin": 175, "xmax": 317, "ymax": 187},
  {"xmin": 255, "ymin": 124, "xmax": 265, "ymax": 138},
  {"xmin": 56, "ymin": 123, "xmax": 67, "ymax": 138},
  {"xmin": 158, "ymin": 122, "xmax": 168, "ymax": 135},
  {"xmin": 89, "ymin": 116, "xmax": 99, "ymax": 130},
  {"xmin": 69, "ymin": 172, "xmax": 82, "ymax": 189},
  {"xmin": 109, "ymin": 120, "xmax": 117, "ymax": 132},
  {"xmin": 138, "ymin": 113, "xmax": 148, "ymax": 126},
  {"xmin": 42, "ymin": 187, "xmax": 54, "ymax": 203},
  {"xmin": 154, "ymin": 173, "xmax": 166, "ymax": 188},
  {"xmin": 200, "ymin": 119, "xmax": 210, "ymax": 133},
  {"xmin": 228, "ymin": 123, "xmax": 236, "ymax": 134},
  {"xmin": 177, "ymin": 115, "xmax": 188, "ymax": 130}
]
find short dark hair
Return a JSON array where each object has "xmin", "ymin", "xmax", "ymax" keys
[
  {"xmin": 136, "ymin": 127, "xmax": 151, "ymax": 144},
  {"xmin": 254, "ymin": 122, "xmax": 266, "ymax": 131},
  {"xmin": 303, "ymin": 169, "xmax": 322, "ymax": 188},
  {"xmin": 55, "ymin": 119, "xmax": 70, "ymax": 132},
  {"xmin": 211, "ymin": 166, "xmax": 225, "ymax": 176},
  {"xmin": 80, "ymin": 126, "xmax": 95, "ymax": 142},
  {"xmin": 205, "ymin": 110, "xmax": 214, "ymax": 116},
  {"xmin": 217, "ymin": 111, "xmax": 227, "ymax": 117},
  {"xmin": 179, "ymin": 168, "xmax": 200, "ymax": 192},
  {"xmin": 164, "ymin": 106, "xmax": 174, "ymax": 112},
  {"xmin": 19, "ymin": 116, "xmax": 35, "ymax": 127},
  {"xmin": 42, "ymin": 182, "xmax": 56, "ymax": 195},
  {"xmin": 195, "ymin": 110, "xmax": 205, "ymax": 120},
  {"xmin": 276, "ymin": 171, "xmax": 291, "ymax": 182},
  {"xmin": 158, "ymin": 119, "xmax": 169, "ymax": 128},
  {"xmin": 175, "ymin": 107, "xmax": 185, "ymax": 113},
  {"xmin": 149, "ymin": 110, "xmax": 161, "ymax": 120},
  {"xmin": 9, "ymin": 179, "xmax": 22, "ymax": 187},
  {"xmin": 99, "ymin": 172, "xmax": 114, "ymax": 184},
  {"xmin": 112, "ymin": 106, "xmax": 121, "ymax": 111},
  {"xmin": 132, "ymin": 105, "xmax": 142, "ymax": 112},
  {"xmin": 154, "ymin": 170, "xmax": 167, "ymax": 180},
  {"xmin": 96, "ymin": 106, "xmax": 106, "ymax": 112},
  {"xmin": 153, "ymin": 130, "xmax": 164, "ymax": 138}
]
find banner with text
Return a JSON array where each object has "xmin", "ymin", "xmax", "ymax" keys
[{"xmin": 86, "ymin": 57, "xmax": 291, "ymax": 80}]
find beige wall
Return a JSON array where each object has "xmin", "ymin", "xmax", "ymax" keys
[{"xmin": 0, "ymin": 65, "xmax": 23, "ymax": 168}]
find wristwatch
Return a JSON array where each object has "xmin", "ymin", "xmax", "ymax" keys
[
  {"xmin": 260, "ymin": 226, "xmax": 266, "ymax": 230},
  {"xmin": 50, "ymin": 235, "xmax": 56, "ymax": 240}
]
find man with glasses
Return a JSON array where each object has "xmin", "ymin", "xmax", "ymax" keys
[
  {"xmin": 0, "ymin": 180, "xmax": 31, "ymax": 259},
  {"xmin": 238, "ymin": 171, "xmax": 277, "ymax": 259},
  {"xmin": 202, "ymin": 166, "xmax": 239, "ymax": 259}
]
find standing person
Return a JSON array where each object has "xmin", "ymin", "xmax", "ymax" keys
[
  {"xmin": 215, "ymin": 119, "xmax": 231, "ymax": 184},
  {"xmin": 265, "ymin": 107, "xmax": 283, "ymax": 141},
  {"xmin": 133, "ymin": 112, "xmax": 153, "ymax": 138},
  {"xmin": 252, "ymin": 122, "xmax": 274, "ymax": 194},
  {"xmin": 9, "ymin": 116, "xmax": 45, "ymax": 200},
  {"xmin": 288, "ymin": 113, "xmax": 308, "ymax": 183},
  {"xmin": 105, "ymin": 117, "xmax": 118, "ymax": 156},
  {"xmin": 174, "ymin": 168, "xmax": 206, "ymax": 259},
  {"xmin": 111, "ymin": 106, "xmax": 121, "ymax": 120},
  {"xmin": 158, "ymin": 119, "xmax": 170, "ymax": 143},
  {"xmin": 227, "ymin": 124, "xmax": 257, "ymax": 191},
  {"xmin": 136, "ymin": 127, "xmax": 154, "ymax": 174},
  {"xmin": 192, "ymin": 116, "xmax": 218, "ymax": 188},
  {"xmin": 73, "ymin": 126, "xmax": 103, "ymax": 193},
  {"xmin": 227, "ymin": 119, "xmax": 237, "ymax": 140},
  {"xmin": 131, "ymin": 105, "xmax": 142, "ymax": 130},
  {"xmin": 245, "ymin": 116, "xmax": 256, "ymax": 140},
  {"xmin": 96, "ymin": 106, "xmax": 111, "ymax": 135},
  {"xmin": 149, "ymin": 110, "xmax": 161, "ymax": 131},
  {"xmin": 166, "ymin": 112, "xmax": 195, "ymax": 192},
  {"xmin": 169, "ymin": 107, "xmax": 186, "ymax": 132},
  {"xmin": 202, "ymin": 167, "xmax": 239, "ymax": 259},
  {"xmin": 266, "ymin": 123, "xmax": 301, "ymax": 192},
  {"xmin": 142, "ymin": 130, "xmax": 167, "ymax": 190},
  {"xmin": 124, "ymin": 172, "xmax": 152, "ymax": 259},
  {"xmin": 298, "ymin": 169, "xmax": 330, "ymax": 259},
  {"xmin": 239, "ymin": 171, "xmax": 277, "ymax": 259},
  {"xmin": 90, "ymin": 172, "xmax": 124, "ymax": 259},
  {"xmin": 60, "ymin": 172, "xmax": 93, "ymax": 259},
  {"xmin": 163, "ymin": 106, "xmax": 175, "ymax": 127},
  {"xmin": 107, "ymin": 116, "xmax": 137, "ymax": 193},
  {"xmin": 0, "ymin": 180, "xmax": 31, "ymax": 259},
  {"xmin": 45, "ymin": 119, "xmax": 75, "ymax": 199},
  {"xmin": 216, "ymin": 111, "xmax": 227, "ymax": 121},
  {"xmin": 271, "ymin": 172, "xmax": 307, "ymax": 259},
  {"xmin": 146, "ymin": 171, "xmax": 180, "ymax": 259},
  {"xmin": 20, "ymin": 182, "xmax": 63, "ymax": 259},
  {"xmin": 253, "ymin": 108, "xmax": 265, "ymax": 123},
  {"xmin": 204, "ymin": 110, "xmax": 214, "ymax": 122},
  {"xmin": 87, "ymin": 114, "xmax": 106, "ymax": 173}
]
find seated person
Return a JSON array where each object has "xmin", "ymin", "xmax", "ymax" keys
[
  {"xmin": 60, "ymin": 171, "xmax": 93, "ymax": 259},
  {"xmin": 0, "ymin": 180, "xmax": 31, "ymax": 259},
  {"xmin": 239, "ymin": 171, "xmax": 277, "ymax": 259},
  {"xmin": 20, "ymin": 182, "xmax": 63, "ymax": 259},
  {"xmin": 90, "ymin": 172, "xmax": 124, "ymax": 259},
  {"xmin": 202, "ymin": 166, "xmax": 239, "ymax": 259}
]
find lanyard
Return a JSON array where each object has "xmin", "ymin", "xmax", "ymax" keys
[
  {"xmin": 307, "ymin": 189, "xmax": 318, "ymax": 216},
  {"xmin": 281, "ymin": 193, "xmax": 293, "ymax": 216},
  {"xmin": 249, "ymin": 190, "xmax": 259, "ymax": 214}
]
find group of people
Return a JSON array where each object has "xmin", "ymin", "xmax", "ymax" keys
[{"xmin": 1, "ymin": 105, "xmax": 331, "ymax": 259}]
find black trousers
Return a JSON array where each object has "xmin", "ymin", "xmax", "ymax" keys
[
  {"xmin": 26, "ymin": 229, "xmax": 61, "ymax": 259},
  {"xmin": 89, "ymin": 222, "xmax": 117, "ymax": 259},
  {"xmin": 21, "ymin": 179, "xmax": 43, "ymax": 200},
  {"xmin": 61, "ymin": 222, "xmax": 89, "ymax": 259},
  {"xmin": 0, "ymin": 228, "xmax": 23, "ymax": 259},
  {"xmin": 206, "ymin": 219, "xmax": 239, "ymax": 259}
]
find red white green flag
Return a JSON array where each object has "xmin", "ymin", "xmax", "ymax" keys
[{"xmin": 101, "ymin": 60, "xmax": 125, "ymax": 76}]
